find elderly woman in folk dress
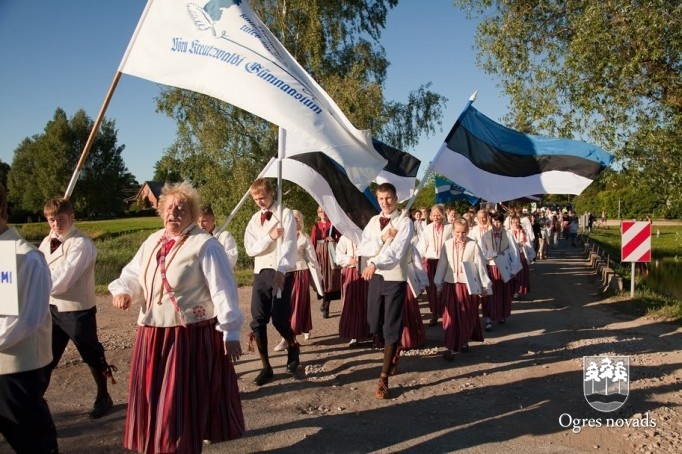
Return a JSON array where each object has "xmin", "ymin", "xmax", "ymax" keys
[
  {"xmin": 478, "ymin": 211, "xmax": 522, "ymax": 332},
  {"xmin": 311, "ymin": 206, "xmax": 342, "ymax": 318},
  {"xmin": 109, "ymin": 182, "xmax": 244, "ymax": 453},
  {"xmin": 435, "ymin": 218, "xmax": 492, "ymax": 360},
  {"xmin": 417, "ymin": 204, "xmax": 452, "ymax": 326}
]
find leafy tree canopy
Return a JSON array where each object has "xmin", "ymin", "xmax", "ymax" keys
[
  {"xmin": 0, "ymin": 160, "xmax": 9, "ymax": 189},
  {"xmin": 454, "ymin": 0, "xmax": 682, "ymax": 211},
  {"xmin": 7, "ymin": 108, "xmax": 137, "ymax": 217},
  {"xmin": 154, "ymin": 0, "xmax": 448, "ymax": 232}
]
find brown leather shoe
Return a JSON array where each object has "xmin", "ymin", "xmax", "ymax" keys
[
  {"xmin": 442, "ymin": 350, "xmax": 455, "ymax": 361},
  {"xmin": 375, "ymin": 377, "xmax": 389, "ymax": 399},
  {"xmin": 253, "ymin": 367, "xmax": 274, "ymax": 386},
  {"xmin": 90, "ymin": 394, "xmax": 113, "ymax": 419}
]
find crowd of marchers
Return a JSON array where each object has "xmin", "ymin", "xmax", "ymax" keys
[{"xmin": 1, "ymin": 177, "xmax": 597, "ymax": 454}]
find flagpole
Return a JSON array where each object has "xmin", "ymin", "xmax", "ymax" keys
[
  {"xmin": 214, "ymin": 157, "xmax": 276, "ymax": 235},
  {"xmin": 276, "ymin": 128, "xmax": 285, "ymax": 298},
  {"xmin": 63, "ymin": 71, "xmax": 123, "ymax": 199},
  {"xmin": 402, "ymin": 91, "xmax": 478, "ymax": 214}
]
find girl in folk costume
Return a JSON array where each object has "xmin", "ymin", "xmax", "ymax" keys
[
  {"xmin": 434, "ymin": 219, "xmax": 492, "ymax": 360},
  {"xmin": 401, "ymin": 244, "xmax": 428, "ymax": 349},
  {"xmin": 446, "ymin": 207, "xmax": 458, "ymax": 226},
  {"xmin": 509, "ymin": 215, "xmax": 535, "ymax": 297},
  {"xmin": 311, "ymin": 206, "xmax": 342, "ymax": 318},
  {"xmin": 274, "ymin": 211, "xmax": 320, "ymax": 351},
  {"xmin": 468, "ymin": 209, "xmax": 492, "ymax": 243},
  {"xmin": 478, "ymin": 211, "xmax": 522, "ymax": 331},
  {"xmin": 417, "ymin": 205, "xmax": 452, "ymax": 326},
  {"xmin": 335, "ymin": 235, "xmax": 370, "ymax": 347}
]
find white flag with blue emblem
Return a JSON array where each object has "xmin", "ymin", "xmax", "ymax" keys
[{"xmin": 119, "ymin": 0, "xmax": 386, "ymax": 189}]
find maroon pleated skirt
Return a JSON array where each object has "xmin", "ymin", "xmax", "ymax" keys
[
  {"xmin": 442, "ymin": 282, "xmax": 483, "ymax": 351},
  {"xmin": 515, "ymin": 254, "xmax": 531, "ymax": 294},
  {"xmin": 290, "ymin": 269, "xmax": 313, "ymax": 334},
  {"xmin": 338, "ymin": 267, "xmax": 370, "ymax": 340},
  {"xmin": 425, "ymin": 258, "xmax": 444, "ymax": 316},
  {"xmin": 401, "ymin": 289, "xmax": 425, "ymax": 349},
  {"xmin": 315, "ymin": 241, "xmax": 341, "ymax": 297},
  {"xmin": 483, "ymin": 265, "xmax": 513, "ymax": 321},
  {"xmin": 124, "ymin": 320, "xmax": 245, "ymax": 454}
]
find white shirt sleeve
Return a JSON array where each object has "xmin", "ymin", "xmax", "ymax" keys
[
  {"xmin": 50, "ymin": 236, "xmax": 96, "ymax": 295},
  {"xmin": 0, "ymin": 250, "xmax": 51, "ymax": 350},
  {"xmin": 335, "ymin": 237, "xmax": 351, "ymax": 267},
  {"xmin": 277, "ymin": 209, "xmax": 298, "ymax": 273},
  {"xmin": 368, "ymin": 215, "xmax": 414, "ymax": 271},
  {"xmin": 200, "ymin": 240, "xmax": 244, "ymax": 340},
  {"xmin": 218, "ymin": 231, "xmax": 239, "ymax": 269}
]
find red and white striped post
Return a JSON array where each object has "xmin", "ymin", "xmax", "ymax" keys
[{"xmin": 621, "ymin": 221, "xmax": 652, "ymax": 297}]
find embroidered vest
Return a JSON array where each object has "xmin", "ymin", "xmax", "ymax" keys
[
  {"xmin": 136, "ymin": 226, "xmax": 216, "ymax": 327},
  {"xmin": 0, "ymin": 228, "xmax": 53, "ymax": 374},
  {"xmin": 39, "ymin": 226, "xmax": 96, "ymax": 312}
]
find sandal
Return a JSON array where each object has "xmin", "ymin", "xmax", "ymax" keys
[{"xmin": 375, "ymin": 376, "xmax": 389, "ymax": 399}]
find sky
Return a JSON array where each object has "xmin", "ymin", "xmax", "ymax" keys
[{"xmin": 0, "ymin": 0, "xmax": 508, "ymax": 184}]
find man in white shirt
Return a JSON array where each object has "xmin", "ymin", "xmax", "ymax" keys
[
  {"xmin": 244, "ymin": 178, "xmax": 299, "ymax": 386},
  {"xmin": 359, "ymin": 183, "xmax": 413, "ymax": 399},
  {"xmin": 39, "ymin": 197, "xmax": 115, "ymax": 419},
  {"xmin": 0, "ymin": 183, "xmax": 59, "ymax": 453},
  {"xmin": 198, "ymin": 205, "xmax": 238, "ymax": 269}
]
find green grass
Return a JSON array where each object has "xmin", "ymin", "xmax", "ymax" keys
[
  {"xmin": 585, "ymin": 223, "xmax": 682, "ymax": 322},
  {"xmin": 14, "ymin": 216, "xmax": 255, "ymax": 293}
]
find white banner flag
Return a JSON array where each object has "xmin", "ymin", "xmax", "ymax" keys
[{"xmin": 119, "ymin": 0, "xmax": 386, "ymax": 189}]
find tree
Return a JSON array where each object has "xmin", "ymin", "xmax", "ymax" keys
[
  {"xmin": 0, "ymin": 160, "xmax": 9, "ymax": 189},
  {"xmin": 454, "ymin": 0, "xmax": 682, "ymax": 212},
  {"xmin": 7, "ymin": 108, "xmax": 136, "ymax": 217},
  {"xmin": 152, "ymin": 155, "xmax": 183, "ymax": 183},
  {"xmin": 153, "ymin": 0, "xmax": 447, "ymax": 240}
]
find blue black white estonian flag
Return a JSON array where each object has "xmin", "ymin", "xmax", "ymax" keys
[
  {"xmin": 371, "ymin": 139, "xmax": 421, "ymax": 202},
  {"xmin": 431, "ymin": 105, "xmax": 613, "ymax": 203},
  {"xmin": 434, "ymin": 175, "xmax": 479, "ymax": 205},
  {"xmin": 261, "ymin": 153, "xmax": 379, "ymax": 244}
]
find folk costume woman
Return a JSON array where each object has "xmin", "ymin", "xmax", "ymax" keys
[
  {"xmin": 335, "ymin": 235, "xmax": 370, "ymax": 347},
  {"xmin": 417, "ymin": 205, "xmax": 452, "ymax": 326},
  {"xmin": 434, "ymin": 219, "xmax": 492, "ymax": 359},
  {"xmin": 509, "ymin": 215, "xmax": 535, "ymax": 297},
  {"xmin": 311, "ymin": 206, "xmax": 342, "ymax": 318},
  {"xmin": 274, "ymin": 210, "xmax": 320, "ymax": 351},
  {"xmin": 478, "ymin": 211, "xmax": 522, "ymax": 331},
  {"xmin": 109, "ymin": 182, "xmax": 245, "ymax": 453},
  {"xmin": 401, "ymin": 244, "xmax": 427, "ymax": 349}
]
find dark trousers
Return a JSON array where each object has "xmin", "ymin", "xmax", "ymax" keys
[
  {"xmin": 0, "ymin": 367, "xmax": 58, "ymax": 453},
  {"xmin": 45, "ymin": 306, "xmax": 108, "ymax": 386},
  {"xmin": 367, "ymin": 276, "xmax": 406, "ymax": 345},
  {"xmin": 250, "ymin": 269, "xmax": 295, "ymax": 339}
]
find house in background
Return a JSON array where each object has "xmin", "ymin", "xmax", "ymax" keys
[{"xmin": 130, "ymin": 181, "xmax": 164, "ymax": 209}]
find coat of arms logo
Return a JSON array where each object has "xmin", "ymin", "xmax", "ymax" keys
[{"xmin": 583, "ymin": 356, "xmax": 630, "ymax": 412}]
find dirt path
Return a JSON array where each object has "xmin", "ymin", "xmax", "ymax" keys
[{"xmin": 3, "ymin": 239, "xmax": 680, "ymax": 453}]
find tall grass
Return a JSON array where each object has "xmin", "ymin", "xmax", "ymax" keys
[
  {"xmin": 14, "ymin": 217, "xmax": 255, "ymax": 293},
  {"xmin": 586, "ymin": 223, "xmax": 682, "ymax": 322}
]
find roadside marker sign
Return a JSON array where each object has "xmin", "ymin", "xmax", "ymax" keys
[{"xmin": 621, "ymin": 221, "xmax": 651, "ymax": 263}]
